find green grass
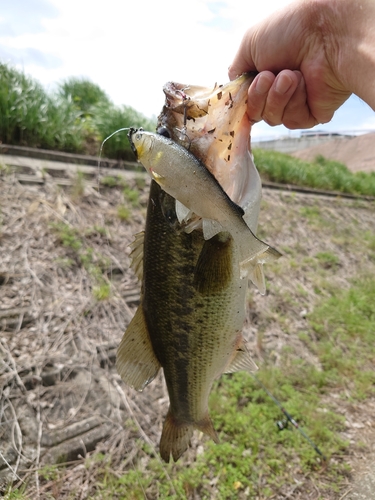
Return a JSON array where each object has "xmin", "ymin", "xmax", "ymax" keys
[
  {"xmin": 80, "ymin": 273, "xmax": 375, "ymax": 499},
  {"xmin": 254, "ymin": 149, "xmax": 375, "ymax": 196},
  {"xmin": 0, "ymin": 62, "xmax": 85, "ymax": 152},
  {"xmin": 308, "ymin": 276, "xmax": 375, "ymax": 400},
  {"xmin": 0, "ymin": 62, "xmax": 155, "ymax": 158},
  {"xmin": 91, "ymin": 101, "xmax": 155, "ymax": 160},
  {"xmin": 50, "ymin": 222, "xmax": 111, "ymax": 300}
]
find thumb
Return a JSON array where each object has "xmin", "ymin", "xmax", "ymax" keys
[{"xmin": 228, "ymin": 31, "xmax": 256, "ymax": 80}]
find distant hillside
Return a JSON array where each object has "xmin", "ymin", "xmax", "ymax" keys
[{"xmin": 291, "ymin": 132, "xmax": 375, "ymax": 173}]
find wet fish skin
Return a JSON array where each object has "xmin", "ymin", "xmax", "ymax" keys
[{"xmin": 116, "ymin": 74, "xmax": 280, "ymax": 462}]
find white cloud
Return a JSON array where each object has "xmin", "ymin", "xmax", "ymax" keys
[
  {"xmin": 0, "ymin": 0, "xmax": 295, "ymax": 117},
  {"xmin": 1, "ymin": 0, "xmax": 373, "ymax": 138}
]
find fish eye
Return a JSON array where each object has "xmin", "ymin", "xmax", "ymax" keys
[{"xmin": 157, "ymin": 126, "xmax": 171, "ymax": 138}]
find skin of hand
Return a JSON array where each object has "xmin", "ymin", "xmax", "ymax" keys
[{"xmin": 229, "ymin": 0, "xmax": 375, "ymax": 129}]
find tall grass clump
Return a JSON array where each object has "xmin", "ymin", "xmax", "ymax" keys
[
  {"xmin": 0, "ymin": 62, "xmax": 85, "ymax": 152},
  {"xmin": 0, "ymin": 62, "xmax": 156, "ymax": 157},
  {"xmin": 91, "ymin": 101, "xmax": 156, "ymax": 159},
  {"xmin": 58, "ymin": 77, "xmax": 156, "ymax": 158},
  {"xmin": 58, "ymin": 77, "xmax": 111, "ymax": 115},
  {"xmin": 254, "ymin": 149, "xmax": 375, "ymax": 196}
]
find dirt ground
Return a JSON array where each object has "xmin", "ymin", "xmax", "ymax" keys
[
  {"xmin": 1, "ymin": 167, "xmax": 375, "ymax": 499},
  {"xmin": 291, "ymin": 132, "xmax": 375, "ymax": 173}
]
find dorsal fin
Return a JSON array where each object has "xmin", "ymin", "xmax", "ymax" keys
[{"xmin": 129, "ymin": 231, "xmax": 144, "ymax": 281}]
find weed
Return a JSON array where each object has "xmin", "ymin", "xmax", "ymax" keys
[
  {"xmin": 93, "ymin": 283, "xmax": 111, "ymax": 301},
  {"xmin": 134, "ymin": 175, "xmax": 147, "ymax": 190},
  {"xmin": 0, "ymin": 61, "xmax": 155, "ymax": 158},
  {"xmin": 308, "ymin": 276, "xmax": 375, "ymax": 399},
  {"xmin": 100, "ymin": 175, "xmax": 120, "ymax": 188},
  {"xmin": 50, "ymin": 222, "xmax": 82, "ymax": 251},
  {"xmin": 117, "ymin": 205, "xmax": 131, "ymax": 221},
  {"xmin": 71, "ymin": 170, "xmax": 85, "ymax": 199},
  {"xmin": 123, "ymin": 185, "xmax": 140, "ymax": 206},
  {"xmin": 315, "ymin": 251, "xmax": 340, "ymax": 269},
  {"xmin": 50, "ymin": 222, "xmax": 111, "ymax": 300},
  {"xmin": 254, "ymin": 149, "xmax": 375, "ymax": 196}
]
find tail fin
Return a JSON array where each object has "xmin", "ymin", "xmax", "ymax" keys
[{"xmin": 159, "ymin": 409, "xmax": 219, "ymax": 462}]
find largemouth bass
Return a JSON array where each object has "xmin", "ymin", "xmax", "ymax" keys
[{"xmin": 116, "ymin": 73, "xmax": 280, "ymax": 462}]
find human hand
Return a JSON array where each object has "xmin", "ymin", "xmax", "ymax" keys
[
  {"xmin": 245, "ymin": 69, "xmax": 317, "ymax": 129},
  {"xmin": 229, "ymin": 0, "xmax": 355, "ymax": 129}
]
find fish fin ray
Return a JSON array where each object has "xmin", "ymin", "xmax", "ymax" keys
[
  {"xmin": 202, "ymin": 218, "xmax": 223, "ymax": 240},
  {"xmin": 116, "ymin": 305, "xmax": 160, "ymax": 391},
  {"xmin": 129, "ymin": 231, "xmax": 144, "ymax": 281},
  {"xmin": 159, "ymin": 410, "xmax": 195, "ymax": 463},
  {"xmin": 160, "ymin": 410, "xmax": 219, "ymax": 463},
  {"xmin": 196, "ymin": 414, "xmax": 220, "ymax": 444},
  {"xmin": 249, "ymin": 262, "xmax": 266, "ymax": 295},
  {"xmin": 175, "ymin": 200, "xmax": 192, "ymax": 223},
  {"xmin": 225, "ymin": 343, "xmax": 258, "ymax": 374},
  {"xmin": 239, "ymin": 246, "xmax": 282, "ymax": 291}
]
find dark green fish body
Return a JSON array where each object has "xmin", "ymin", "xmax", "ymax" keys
[{"xmin": 118, "ymin": 180, "xmax": 255, "ymax": 461}]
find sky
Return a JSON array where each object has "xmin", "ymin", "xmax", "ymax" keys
[{"xmin": 1, "ymin": 0, "xmax": 374, "ymax": 140}]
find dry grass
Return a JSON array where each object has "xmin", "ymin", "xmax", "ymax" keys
[{"xmin": 1, "ymin": 170, "xmax": 375, "ymax": 499}]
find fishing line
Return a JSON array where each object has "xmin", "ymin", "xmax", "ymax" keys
[
  {"xmin": 251, "ymin": 372, "xmax": 327, "ymax": 461},
  {"xmin": 97, "ymin": 127, "xmax": 132, "ymax": 188}
]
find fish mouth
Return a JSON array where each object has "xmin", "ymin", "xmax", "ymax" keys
[
  {"xmin": 156, "ymin": 72, "xmax": 261, "ymax": 231},
  {"xmin": 160, "ymin": 72, "xmax": 258, "ymax": 123},
  {"xmin": 127, "ymin": 127, "xmax": 140, "ymax": 159}
]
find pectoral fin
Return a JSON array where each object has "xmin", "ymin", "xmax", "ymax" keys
[
  {"xmin": 202, "ymin": 218, "xmax": 224, "ymax": 240},
  {"xmin": 116, "ymin": 304, "xmax": 161, "ymax": 391},
  {"xmin": 240, "ymin": 245, "xmax": 282, "ymax": 294},
  {"xmin": 225, "ymin": 344, "xmax": 258, "ymax": 374},
  {"xmin": 175, "ymin": 200, "xmax": 192, "ymax": 223},
  {"xmin": 248, "ymin": 262, "xmax": 266, "ymax": 295}
]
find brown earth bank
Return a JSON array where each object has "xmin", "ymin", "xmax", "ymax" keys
[
  {"xmin": 292, "ymin": 132, "xmax": 375, "ymax": 173},
  {"xmin": 0, "ymin": 169, "xmax": 375, "ymax": 499}
]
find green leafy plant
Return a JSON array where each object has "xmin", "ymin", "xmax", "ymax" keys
[{"xmin": 254, "ymin": 149, "xmax": 375, "ymax": 196}]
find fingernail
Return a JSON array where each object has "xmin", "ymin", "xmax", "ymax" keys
[
  {"xmin": 255, "ymin": 74, "xmax": 271, "ymax": 94},
  {"xmin": 275, "ymin": 74, "xmax": 293, "ymax": 94}
]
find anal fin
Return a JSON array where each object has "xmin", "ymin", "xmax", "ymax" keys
[
  {"xmin": 116, "ymin": 304, "xmax": 160, "ymax": 391},
  {"xmin": 240, "ymin": 245, "xmax": 282, "ymax": 294},
  {"xmin": 225, "ymin": 343, "xmax": 258, "ymax": 374}
]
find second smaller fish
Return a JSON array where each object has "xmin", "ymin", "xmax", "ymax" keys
[{"xmin": 128, "ymin": 128, "xmax": 280, "ymax": 276}]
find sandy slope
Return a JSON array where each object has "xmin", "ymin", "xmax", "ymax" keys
[{"xmin": 292, "ymin": 132, "xmax": 375, "ymax": 173}]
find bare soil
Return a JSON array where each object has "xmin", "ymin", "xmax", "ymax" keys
[
  {"xmin": 1, "ymin": 168, "xmax": 375, "ymax": 499},
  {"xmin": 291, "ymin": 132, "xmax": 375, "ymax": 173}
]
